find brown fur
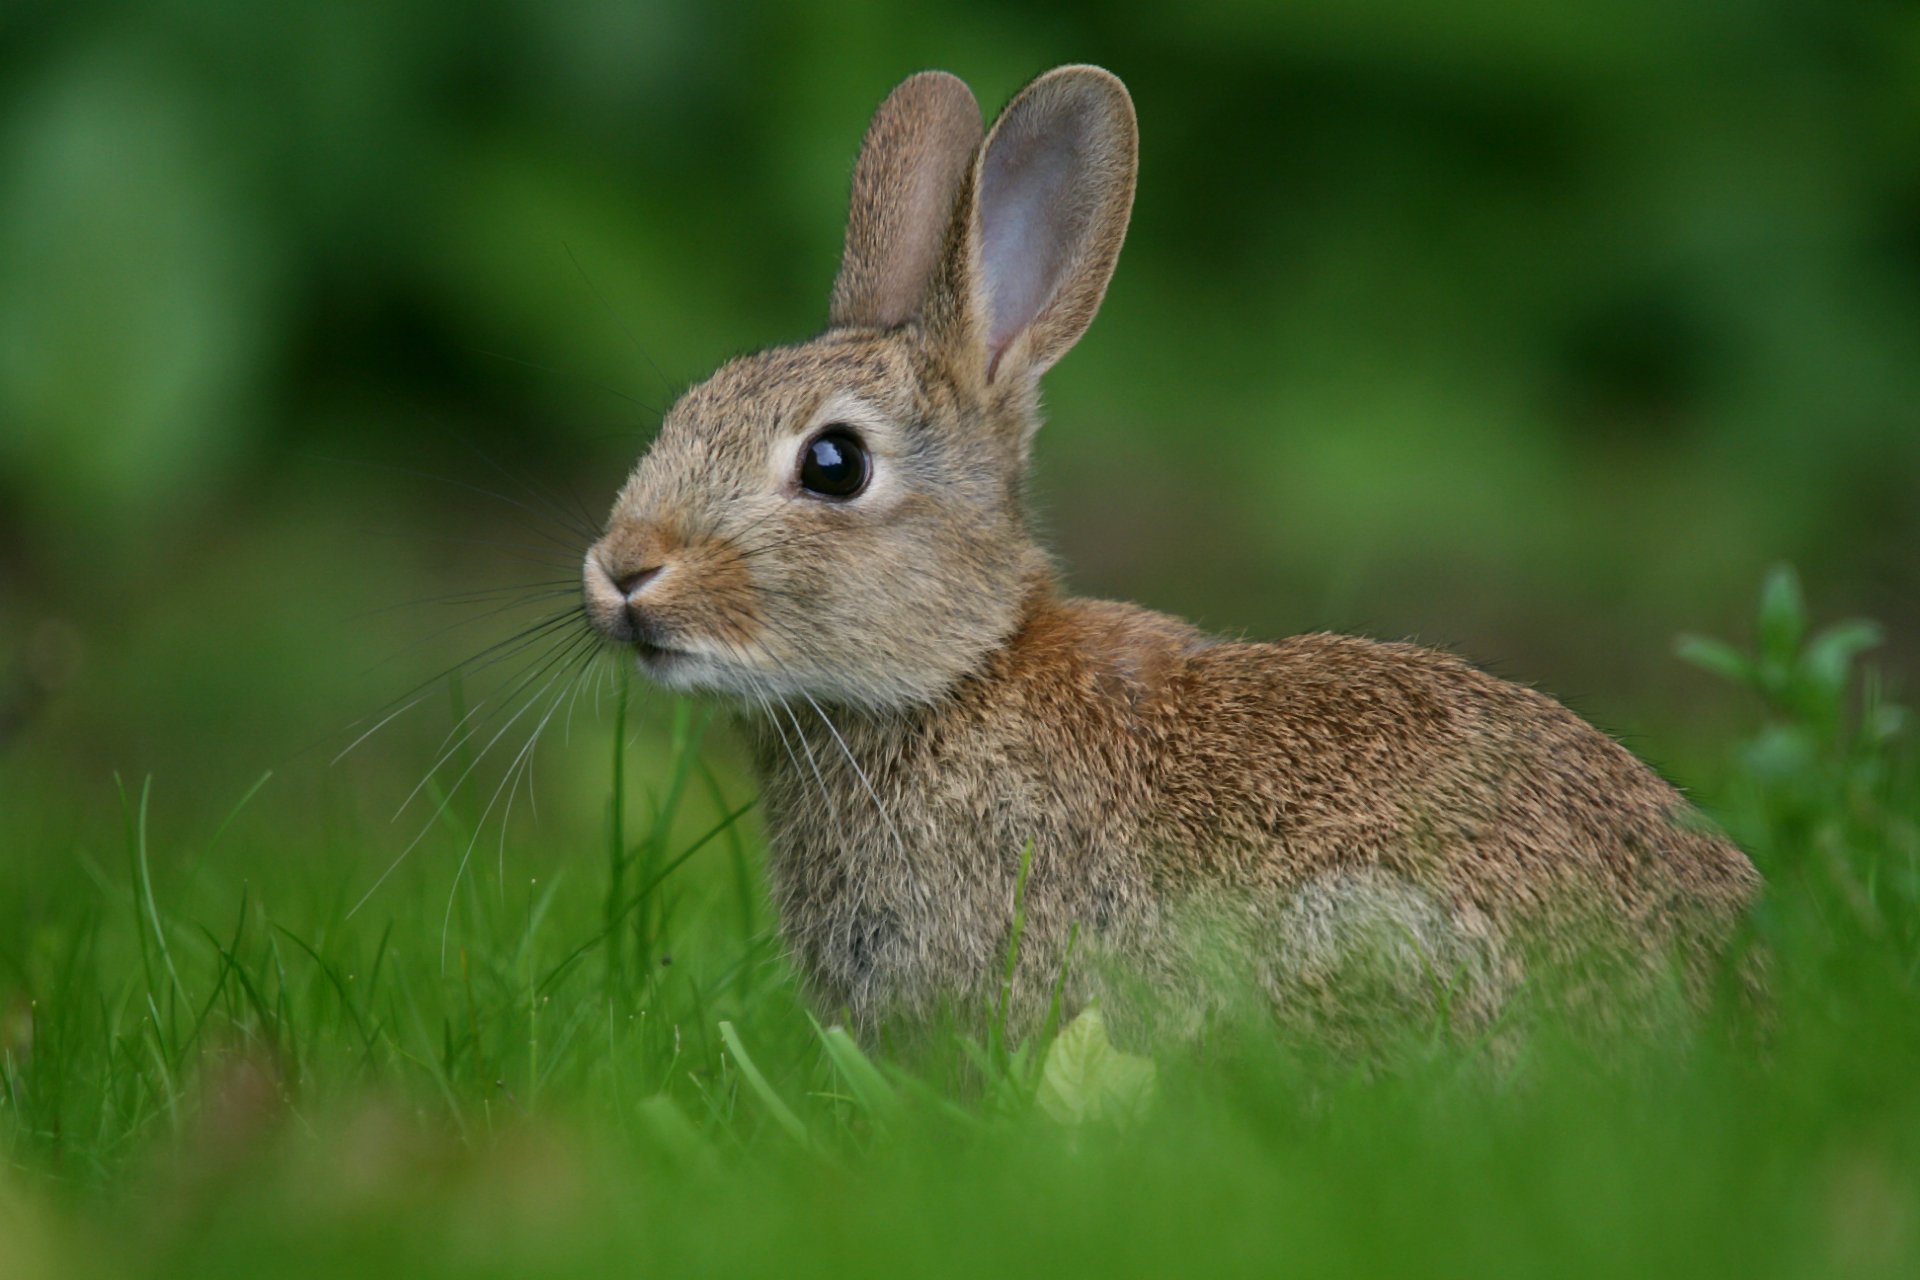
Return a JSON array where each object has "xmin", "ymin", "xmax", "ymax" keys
[
  {"xmin": 582, "ymin": 66, "xmax": 1762, "ymax": 1043},
  {"xmin": 831, "ymin": 72, "xmax": 982, "ymax": 330}
]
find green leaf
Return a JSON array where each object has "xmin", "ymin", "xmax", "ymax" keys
[
  {"xmin": 1674, "ymin": 634, "xmax": 1753, "ymax": 687},
  {"xmin": 1035, "ymin": 1007, "xmax": 1157, "ymax": 1128},
  {"xmin": 1739, "ymin": 724, "xmax": 1818, "ymax": 782},
  {"xmin": 1756, "ymin": 564, "xmax": 1807, "ymax": 667},
  {"xmin": 1801, "ymin": 619, "xmax": 1882, "ymax": 697}
]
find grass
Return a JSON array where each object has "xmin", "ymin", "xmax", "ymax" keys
[{"xmin": 2, "ymin": 567, "xmax": 1917, "ymax": 1279}]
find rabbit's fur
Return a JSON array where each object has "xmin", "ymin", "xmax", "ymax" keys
[{"xmin": 584, "ymin": 66, "xmax": 1761, "ymax": 1042}]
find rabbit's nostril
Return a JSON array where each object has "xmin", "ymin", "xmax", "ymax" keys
[{"xmin": 614, "ymin": 565, "xmax": 663, "ymax": 598}]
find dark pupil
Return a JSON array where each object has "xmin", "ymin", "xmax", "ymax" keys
[{"xmin": 801, "ymin": 429, "xmax": 868, "ymax": 497}]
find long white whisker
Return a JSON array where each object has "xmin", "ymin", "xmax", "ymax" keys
[
  {"xmin": 529, "ymin": 644, "xmax": 600, "ymax": 823},
  {"xmin": 801, "ymin": 691, "xmax": 904, "ymax": 857},
  {"xmin": 333, "ymin": 696, "xmax": 427, "ymax": 765},
  {"xmin": 563, "ymin": 647, "xmax": 606, "ymax": 746},
  {"xmin": 391, "ymin": 695, "xmax": 498, "ymax": 823},
  {"xmin": 776, "ymin": 697, "xmax": 836, "ymax": 820},
  {"xmin": 394, "ymin": 627, "xmax": 584, "ymax": 821},
  {"xmin": 755, "ymin": 690, "xmax": 808, "ymax": 790},
  {"xmin": 444, "ymin": 674, "xmax": 576, "ymax": 967},
  {"xmin": 398, "ymin": 690, "xmax": 499, "ymax": 807},
  {"xmin": 348, "ymin": 640, "xmax": 585, "ymax": 920}
]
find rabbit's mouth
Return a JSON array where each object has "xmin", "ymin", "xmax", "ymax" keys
[
  {"xmin": 627, "ymin": 634, "xmax": 752, "ymax": 697},
  {"xmin": 631, "ymin": 635, "xmax": 684, "ymax": 666}
]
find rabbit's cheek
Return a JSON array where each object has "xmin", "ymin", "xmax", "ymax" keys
[{"xmin": 664, "ymin": 537, "xmax": 763, "ymax": 655}]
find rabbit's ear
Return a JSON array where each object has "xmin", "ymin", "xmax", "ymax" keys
[
  {"xmin": 831, "ymin": 72, "xmax": 983, "ymax": 330},
  {"xmin": 936, "ymin": 66, "xmax": 1137, "ymax": 383}
]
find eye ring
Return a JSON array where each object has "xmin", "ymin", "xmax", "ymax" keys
[{"xmin": 796, "ymin": 425, "xmax": 871, "ymax": 500}]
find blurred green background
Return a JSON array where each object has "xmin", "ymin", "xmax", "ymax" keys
[
  {"xmin": 3, "ymin": 8, "xmax": 1920, "ymax": 1275},
  {"xmin": 3, "ymin": 0, "xmax": 1917, "ymax": 803}
]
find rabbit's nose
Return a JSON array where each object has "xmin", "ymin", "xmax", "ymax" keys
[{"xmin": 615, "ymin": 565, "xmax": 663, "ymax": 598}]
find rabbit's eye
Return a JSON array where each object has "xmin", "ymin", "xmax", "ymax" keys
[{"xmin": 798, "ymin": 427, "xmax": 870, "ymax": 499}]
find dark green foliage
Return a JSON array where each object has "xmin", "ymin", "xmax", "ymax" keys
[{"xmin": 1, "ymin": 0, "xmax": 1915, "ymax": 708}]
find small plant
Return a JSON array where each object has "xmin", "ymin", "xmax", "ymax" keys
[{"xmin": 1678, "ymin": 565, "xmax": 1917, "ymax": 955}]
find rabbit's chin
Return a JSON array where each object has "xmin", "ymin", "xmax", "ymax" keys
[
  {"xmin": 629, "ymin": 644, "xmax": 797, "ymax": 699},
  {"xmin": 628, "ymin": 644, "xmax": 739, "ymax": 694},
  {"xmin": 627, "ymin": 645, "xmax": 925, "ymax": 713}
]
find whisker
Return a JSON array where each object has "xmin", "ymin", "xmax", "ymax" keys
[
  {"xmin": 358, "ymin": 595, "xmax": 586, "ymax": 682},
  {"xmin": 775, "ymin": 697, "xmax": 837, "ymax": 822},
  {"xmin": 730, "ymin": 529, "xmax": 839, "ymax": 563},
  {"xmin": 355, "ymin": 528, "xmax": 587, "ymax": 568},
  {"xmin": 754, "ymin": 690, "xmax": 810, "ymax": 801},
  {"xmin": 426, "ymin": 680, "xmax": 498, "ymax": 761},
  {"xmin": 441, "ymin": 669, "xmax": 579, "ymax": 966},
  {"xmin": 489, "ymin": 646, "xmax": 593, "ymax": 907},
  {"xmin": 522, "ymin": 642, "xmax": 603, "ymax": 830},
  {"xmin": 347, "ymin": 607, "xmax": 588, "ymax": 748},
  {"xmin": 331, "ymin": 696, "xmax": 429, "ymax": 766},
  {"xmin": 709, "ymin": 502, "xmax": 790, "ymax": 554},
  {"xmin": 395, "ymin": 624, "xmax": 594, "ymax": 821},
  {"xmin": 554, "ymin": 472, "xmax": 610, "ymax": 548},
  {"xmin": 348, "ymin": 581, "xmax": 578, "ymax": 620},
  {"xmin": 563, "ymin": 643, "xmax": 613, "ymax": 746},
  {"xmin": 801, "ymin": 692, "xmax": 905, "ymax": 857},
  {"xmin": 378, "ymin": 594, "xmax": 576, "ymax": 671},
  {"xmin": 325, "ymin": 607, "xmax": 576, "ymax": 766},
  {"xmin": 348, "ymin": 629, "xmax": 597, "ymax": 920}
]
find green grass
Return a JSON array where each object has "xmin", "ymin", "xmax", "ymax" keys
[{"xmin": 2, "ymin": 567, "xmax": 1917, "ymax": 1279}]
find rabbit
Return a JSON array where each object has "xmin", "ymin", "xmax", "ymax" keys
[{"xmin": 580, "ymin": 65, "xmax": 1762, "ymax": 1044}]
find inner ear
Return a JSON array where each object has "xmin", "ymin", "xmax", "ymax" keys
[
  {"xmin": 831, "ymin": 72, "xmax": 983, "ymax": 330},
  {"xmin": 979, "ymin": 114, "xmax": 1088, "ymax": 356},
  {"xmin": 969, "ymin": 67, "xmax": 1138, "ymax": 381}
]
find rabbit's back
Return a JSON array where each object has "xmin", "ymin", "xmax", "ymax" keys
[{"xmin": 1163, "ymin": 628, "xmax": 1756, "ymax": 920}]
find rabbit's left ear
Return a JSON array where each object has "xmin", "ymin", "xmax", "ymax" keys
[
  {"xmin": 931, "ymin": 66, "xmax": 1138, "ymax": 384},
  {"xmin": 831, "ymin": 72, "xmax": 983, "ymax": 329}
]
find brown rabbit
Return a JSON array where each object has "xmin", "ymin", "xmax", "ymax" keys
[{"xmin": 581, "ymin": 66, "xmax": 1761, "ymax": 1043}]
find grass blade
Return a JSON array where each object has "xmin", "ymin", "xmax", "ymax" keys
[{"xmin": 717, "ymin": 1019, "xmax": 809, "ymax": 1149}]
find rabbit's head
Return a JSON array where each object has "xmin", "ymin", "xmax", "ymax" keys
[{"xmin": 584, "ymin": 67, "xmax": 1137, "ymax": 708}]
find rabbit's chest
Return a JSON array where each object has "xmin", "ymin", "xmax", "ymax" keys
[
  {"xmin": 768, "ymin": 804, "xmax": 1015, "ymax": 1004},
  {"xmin": 757, "ymin": 736, "xmax": 1079, "ymax": 1020}
]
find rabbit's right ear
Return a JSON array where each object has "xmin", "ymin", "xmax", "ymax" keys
[
  {"xmin": 927, "ymin": 66, "xmax": 1138, "ymax": 388},
  {"xmin": 830, "ymin": 72, "xmax": 983, "ymax": 330}
]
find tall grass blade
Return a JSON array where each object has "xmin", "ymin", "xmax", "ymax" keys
[{"xmin": 717, "ymin": 1019, "xmax": 810, "ymax": 1149}]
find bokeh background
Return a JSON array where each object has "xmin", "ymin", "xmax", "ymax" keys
[{"xmin": 3, "ymin": 0, "xmax": 1917, "ymax": 825}]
